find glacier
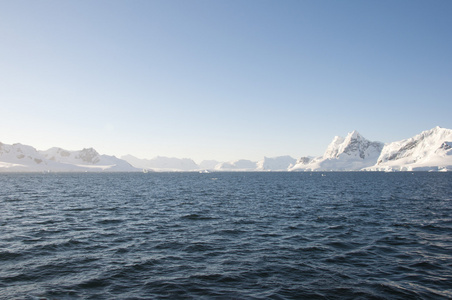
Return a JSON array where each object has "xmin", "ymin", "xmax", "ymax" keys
[
  {"xmin": 121, "ymin": 155, "xmax": 199, "ymax": 172},
  {"xmin": 213, "ymin": 159, "xmax": 258, "ymax": 171},
  {"xmin": 256, "ymin": 156, "xmax": 297, "ymax": 171}
]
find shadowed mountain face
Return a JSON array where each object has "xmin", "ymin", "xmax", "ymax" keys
[
  {"xmin": 369, "ymin": 126, "xmax": 452, "ymax": 171},
  {"xmin": 290, "ymin": 127, "xmax": 452, "ymax": 172},
  {"xmin": 290, "ymin": 130, "xmax": 384, "ymax": 171}
]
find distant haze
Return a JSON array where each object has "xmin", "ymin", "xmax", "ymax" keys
[
  {"xmin": 2, "ymin": 127, "xmax": 451, "ymax": 172},
  {"xmin": 1, "ymin": 1, "xmax": 451, "ymax": 161}
]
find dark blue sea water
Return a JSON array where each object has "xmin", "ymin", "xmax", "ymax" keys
[{"xmin": 1, "ymin": 172, "xmax": 451, "ymax": 299}]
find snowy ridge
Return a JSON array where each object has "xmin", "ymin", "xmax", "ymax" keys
[
  {"xmin": 198, "ymin": 160, "xmax": 220, "ymax": 170},
  {"xmin": 365, "ymin": 126, "xmax": 452, "ymax": 171},
  {"xmin": 0, "ymin": 143, "xmax": 59, "ymax": 171},
  {"xmin": 121, "ymin": 156, "xmax": 297, "ymax": 172},
  {"xmin": 41, "ymin": 147, "xmax": 135, "ymax": 170},
  {"xmin": 121, "ymin": 155, "xmax": 198, "ymax": 172},
  {"xmin": 1, "ymin": 126, "xmax": 451, "ymax": 172},
  {"xmin": 213, "ymin": 159, "xmax": 258, "ymax": 171},
  {"xmin": 0, "ymin": 143, "xmax": 137, "ymax": 172},
  {"xmin": 290, "ymin": 130, "xmax": 383, "ymax": 171},
  {"xmin": 256, "ymin": 156, "xmax": 297, "ymax": 171}
]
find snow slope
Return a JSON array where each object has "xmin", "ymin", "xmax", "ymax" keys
[
  {"xmin": 122, "ymin": 155, "xmax": 199, "ymax": 171},
  {"xmin": 40, "ymin": 147, "xmax": 137, "ymax": 171},
  {"xmin": 290, "ymin": 131, "xmax": 384, "ymax": 171},
  {"xmin": 198, "ymin": 160, "xmax": 220, "ymax": 170},
  {"xmin": 366, "ymin": 126, "xmax": 452, "ymax": 171},
  {"xmin": 256, "ymin": 156, "xmax": 296, "ymax": 171},
  {"xmin": 0, "ymin": 143, "xmax": 138, "ymax": 172},
  {"xmin": 214, "ymin": 159, "xmax": 257, "ymax": 171},
  {"xmin": 0, "ymin": 143, "xmax": 61, "ymax": 172},
  {"xmin": 2, "ymin": 126, "xmax": 451, "ymax": 172}
]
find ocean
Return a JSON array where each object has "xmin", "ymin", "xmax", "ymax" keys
[{"xmin": 1, "ymin": 172, "xmax": 451, "ymax": 299}]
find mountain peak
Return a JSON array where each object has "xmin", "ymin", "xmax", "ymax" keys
[
  {"xmin": 345, "ymin": 131, "xmax": 372, "ymax": 146},
  {"xmin": 347, "ymin": 130, "xmax": 361, "ymax": 139},
  {"xmin": 323, "ymin": 130, "xmax": 380, "ymax": 159},
  {"xmin": 1, "ymin": 126, "xmax": 451, "ymax": 172},
  {"xmin": 78, "ymin": 148, "xmax": 100, "ymax": 164},
  {"xmin": 291, "ymin": 130, "xmax": 384, "ymax": 171}
]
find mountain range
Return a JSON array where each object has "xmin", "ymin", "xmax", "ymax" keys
[
  {"xmin": 1, "ymin": 126, "xmax": 451, "ymax": 172},
  {"xmin": 0, "ymin": 144, "xmax": 136, "ymax": 172}
]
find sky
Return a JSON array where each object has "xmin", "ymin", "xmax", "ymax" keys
[{"xmin": 1, "ymin": 0, "xmax": 451, "ymax": 163}]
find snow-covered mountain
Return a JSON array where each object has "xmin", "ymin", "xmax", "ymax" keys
[
  {"xmin": 2, "ymin": 126, "xmax": 451, "ymax": 172},
  {"xmin": 213, "ymin": 159, "xmax": 257, "ymax": 171},
  {"xmin": 121, "ymin": 155, "xmax": 298, "ymax": 172},
  {"xmin": 0, "ymin": 143, "xmax": 138, "ymax": 172},
  {"xmin": 198, "ymin": 160, "xmax": 220, "ymax": 170},
  {"xmin": 289, "ymin": 130, "xmax": 384, "ymax": 171},
  {"xmin": 365, "ymin": 126, "xmax": 452, "ymax": 171},
  {"xmin": 40, "ymin": 147, "xmax": 137, "ymax": 172},
  {"xmin": 122, "ymin": 155, "xmax": 199, "ymax": 171},
  {"xmin": 256, "ymin": 156, "xmax": 297, "ymax": 171},
  {"xmin": 0, "ymin": 143, "xmax": 59, "ymax": 172}
]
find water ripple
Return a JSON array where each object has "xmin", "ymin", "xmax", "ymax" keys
[{"xmin": 0, "ymin": 172, "xmax": 451, "ymax": 299}]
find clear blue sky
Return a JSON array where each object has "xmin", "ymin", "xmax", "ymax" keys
[{"xmin": 1, "ymin": 0, "xmax": 451, "ymax": 162}]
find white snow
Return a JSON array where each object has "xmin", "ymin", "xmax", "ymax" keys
[
  {"xmin": 198, "ymin": 160, "xmax": 220, "ymax": 170},
  {"xmin": 0, "ymin": 161, "xmax": 27, "ymax": 169},
  {"xmin": 0, "ymin": 142, "xmax": 137, "ymax": 172},
  {"xmin": 256, "ymin": 156, "xmax": 296, "ymax": 171},
  {"xmin": 1, "ymin": 126, "xmax": 451, "ymax": 172},
  {"xmin": 121, "ymin": 155, "xmax": 198, "ymax": 171},
  {"xmin": 365, "ymin": 126, "xmax": 452, "ymax": 172},
  {"xmin": 289, "ymin": 130, "xmax": 383, "ymax": 171},
  {"xmin": 214, "ymin": 159, "xmax": 257, "ymax": 171}
]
